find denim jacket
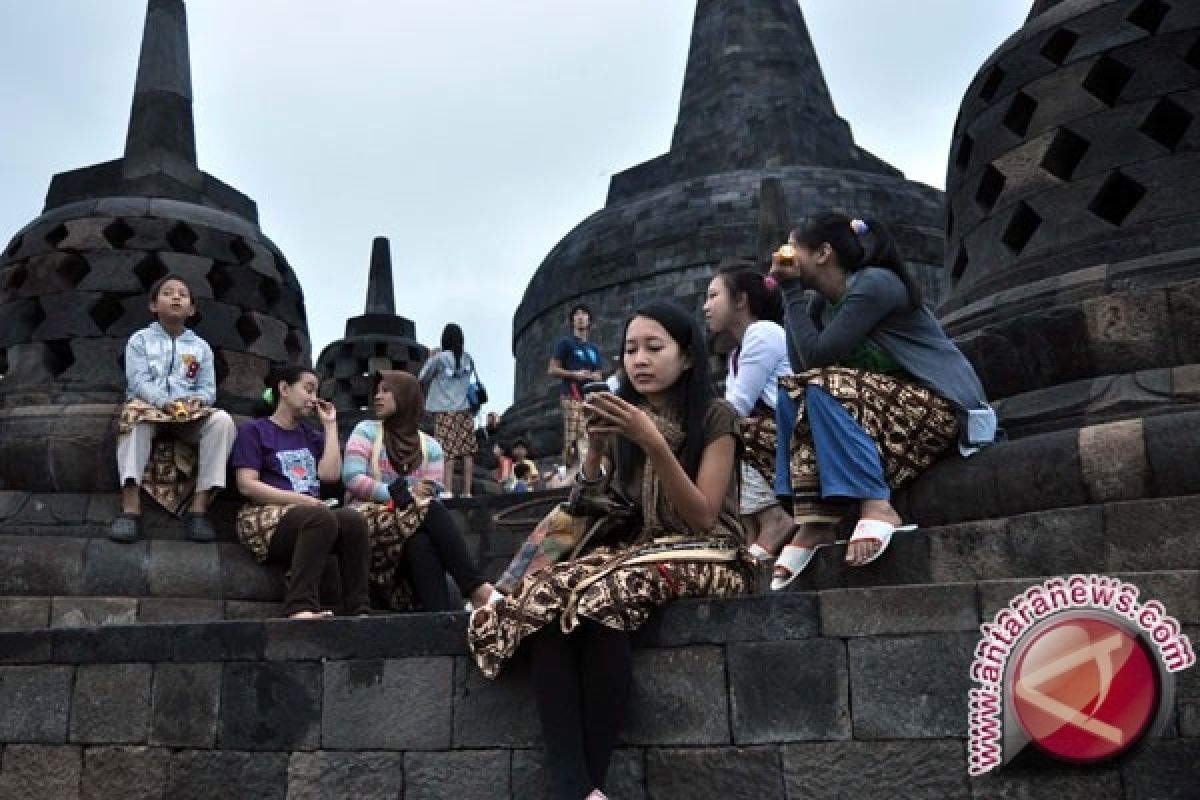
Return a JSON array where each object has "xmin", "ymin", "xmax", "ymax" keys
[{"xmin": 124, "ymin": 322, "xmax": 217, "ymax": 408}]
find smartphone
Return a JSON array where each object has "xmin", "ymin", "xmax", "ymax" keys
[{"xmin": 581, "ymin": 381, "xmax": 611, "ymax": 397}]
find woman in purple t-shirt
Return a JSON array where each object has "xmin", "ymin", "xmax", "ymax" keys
[{"xmin": 230, "ymin": 365, "xmax": 370, "ymax": 619}]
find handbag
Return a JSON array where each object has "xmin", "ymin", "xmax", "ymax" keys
[
  {"xmin": 493, "ymin": 481, "xmax": 639, "ymax": 592},
  {"xmin": 467, "ymin": 359, "xmax": 488, "ymax": 412}
]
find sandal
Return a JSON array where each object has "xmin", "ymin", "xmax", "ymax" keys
[
  {"xmin": 770, "ymin": 544, "xmax": 818, "ymax": 590},
  {"xmin": 845, "ymin": 518, "xmax": 917, "ymax": 567},
  {"xmin": 287, "ymin": 610, "xmax": 334, "ymax": 620}
]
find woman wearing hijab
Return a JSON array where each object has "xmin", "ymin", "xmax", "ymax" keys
[{"xmin": 342, "ymin": 371, "xmax": 499, "ymax": 611}]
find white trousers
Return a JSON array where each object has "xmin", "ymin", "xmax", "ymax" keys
[{"xmin": 116, "ymin": 410, "xmax": 237, "ymax": 492}]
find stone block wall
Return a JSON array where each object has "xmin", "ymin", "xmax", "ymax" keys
[{"xmin": 0, "ymin": 590, "xmax": 1196, "ymax": 799}]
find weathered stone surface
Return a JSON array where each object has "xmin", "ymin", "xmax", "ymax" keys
[
  {"xmin": 969, "ymin": 766, "xmax": 1122, "ymax": 799},
  {"xmin": 645, "ymin": 746, "xmax": 781, "ymax": 800},
  {"xmin": 0, "ymin": 597, "xmax": 50, "ymax": 629},
  {"xmin": 137, "ymin": 597, "xmax": 223, "ymax": 623},
  {"xmin": 150, "ymin": 662, "xmax": 220, "ymax": 747},
  {"xmin": 783, "ymin": 740, "xmax": 969, "ymax": 799},
  {"xmin": 848, "ymin": 633, "xmax": 976, "ymax": 738},
  {"xmin": 164, "ymin": 751, "xmax": 288, "ymax": 800},
  {"xmin": 286, "ymin": 751, "xmax": 404, "ymax": 800},
  {"xmin": 172, "ymin": 620, "xmax": 263, "ymax": 661},
  {"xmin": 264, "ymin": 613, "xmax": 468, "ymax": 661},
  {"xmin": 821, "ymin": 584, "xmax": 979, "ymax": 637},
  {"xmin": 219, "ymin": 662, "xmax": 321, "ymax": 751},
  {"xmin": 0, "ymin": 666, "xmax": 73, "ymax": 742},
  {"xmin": 52, "ymin": 624, "xmax": 175, "ymax": 663},
  {"xmin": 636, "ymin": 593, "xmax": 818, "ymax": 647},
  {"xmin": 1120, "ymin": 737, "xmax": 1200, "ymax": 799},
  {"xmin": 930, "ymin": 507, "xmax": 1107, "ymax": 584},
  {"xmin": 623, "ymin": 647, "xmax": 728, "ymax": 746},
  {"xmin": 50, "ymin": 597, "xmax": 138, "ymax": 629},
  {"xmin": 321, "ymin": 658, "xmax": 452, "ymax": 750},
  {"xmin": 0, "ymin": 744, "xmax": 82, "ymax": 800},
  {"xmin": 1144, "ymin": 409, "xmax": 1200, "ymax": 498},
  {"xmin": 727, "ymin": 639, "xmax": 848, "ymax": 744},
  {"xmin": 403, "ymin": 750, "xmax": 509, "ymax": 800},
  {"xmin": 0, "ymin": 631, "xmax": 52, "ymax": 664},
  {"xmin": 0, "ymin": 537, "xmax": 86, "ymax": 595},
  {"xmin": 80, "ymin": 746, "xmax": 169, "ymax": 800},
  {"xmin": 1105, "ymin": 495, "xmax": 1200, "ymax": 572},
  {"xmin": 82, "ymin": 539, "xmax": 149, "ymax": 596},
  {"xmin": 147, "ymin": 540, "xmax": 219, "ymax": 597},
  {"xmin": 511, "ymin": 748, "xmax": 645, "ymax": 800},
  {"xmin": 70, "ymin": 663, "xmax": 152, "ymax": 744},
  {"xmin": 1079, "ymin": 419, "xmax": 1150, "ymax": 502},
  {"xmin": 901, "ymin": 430, "xmax": 1088, "ymax": 527},
  {"xmin": 453, "ymin": 654, "xmax": 542, "ymax": 748}
]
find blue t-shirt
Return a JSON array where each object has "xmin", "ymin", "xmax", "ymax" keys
[
  {"xmin": 230, "ymin": 417, "xmax": 326, "ymax": 498},
  {"xmin": 552, "ymin": 335, "xmax": 602, "ymax": 399}
]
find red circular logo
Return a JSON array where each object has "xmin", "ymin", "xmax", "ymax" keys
[{"xmin": 1011, "ymin": 615, "xmax": 1158, "ymax": 764}]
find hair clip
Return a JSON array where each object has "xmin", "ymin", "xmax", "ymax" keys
[
  {"xmin": 763, "ymin": 275, "xmax": 779, "ymax": 291},
  {"xmin": 261, "ymin": 387, "xmax": 275, "ymax": 404},
  {"xmin": 850, "ymin": 218, "xmax": 870, "ymax": 236}
]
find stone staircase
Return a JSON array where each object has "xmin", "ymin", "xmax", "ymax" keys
[{"xmin": 2, "ymin": 421, "xmax": 1199, "ymax": 798}]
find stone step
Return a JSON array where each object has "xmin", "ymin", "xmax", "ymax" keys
[
  {"xmin": 0, "ymin": 582, "xmax": 1195, "ymax": 799},
  {"xmin": 0, "ymin": 595, "xmax": 277, "ymax": 630},
  {"xmin": 788, "ymin": 492, "xmax": 1200, "ymax": 592}
]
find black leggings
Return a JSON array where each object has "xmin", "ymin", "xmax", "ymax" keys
[
  {"xmin": 530, "ymin": 620, "xmax": 632, "ymax": 800},
  {"xmin": 268, "ymin": 505, "xmax": 371, "ymax": 616},
  {"xmin": 400, "ymin": 500, "xmax": 486, "ymax": 611}
]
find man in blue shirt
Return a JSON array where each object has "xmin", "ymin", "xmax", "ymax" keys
[{"xmin": 547, "ymin": 303, "xmax": 603, "ymax": 468}]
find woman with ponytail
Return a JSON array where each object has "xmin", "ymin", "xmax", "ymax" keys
[
  {"xmin": 769, "ymin": 213, "xmax": 996, "ymax": 588},
  {"xmin": 703, "ymin": 262, "xmax": 795, "ymax": 564},
  {"xmin": 229, "ymin": 365, "xmax": 371, "ymax": 619}
]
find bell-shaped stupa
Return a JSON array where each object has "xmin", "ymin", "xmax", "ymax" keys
[
  {"xmin": 316, "ymin": 236, "xmax": 428, "ymax": 441},
  {"xmin": 0, "ymin": 0, "xmax": 311, "ymax": 494},
  {"xmin": 505, "ymin": 0, "xmax": 947, "ymax": 456}
]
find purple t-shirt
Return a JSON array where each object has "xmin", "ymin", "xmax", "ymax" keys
[{"xmin": 230, "ymin": 417, "xmax": 326, "ymax": 498}]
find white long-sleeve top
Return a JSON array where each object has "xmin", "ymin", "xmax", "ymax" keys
[{"xmin": 724, "ymin": 320, "xmax": 790, "ymax": 416}]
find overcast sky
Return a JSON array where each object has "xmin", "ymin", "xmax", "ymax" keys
[{"xmin": 0, "ymin": 1, "xmax": 1031, "ymax": 413}]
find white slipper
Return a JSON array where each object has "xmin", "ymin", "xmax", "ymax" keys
[
  {"xmin": 770, "ymin": 544, "xmax": 817, "ymax": 590},
  {"xmin": 747, "ymin": 543, "xmax": 773, "ymax": 562},
  {"xmin": 846, "ymin": 518, "xmax": 917, "ymax": 567}
]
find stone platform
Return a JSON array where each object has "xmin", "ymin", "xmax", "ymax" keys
[{"xmin": 1, "ymin": 585, "xmax": 1196, "ymax": 800}]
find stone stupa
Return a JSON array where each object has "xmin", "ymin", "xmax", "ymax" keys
[
  {"xmin": 504, "ymin": 0, "xmax": 947, "ymax": 456},
  {"xmin": 315, "ymin": 236, "xmax": 428, "ymax": 442},
  {"xmin": 0, "ymin": 0, "xmax": 310, "ymax": 502}
]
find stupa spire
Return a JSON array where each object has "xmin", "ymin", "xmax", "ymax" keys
[
  {"xmin": 667, "ymin": 0, "xmax": 896, "ymax": 178},
  {"xmin": 364, "ymin": 237, "xmax": 396, "ymax": 315},
  {"xmin": 123, "ymin": 0, "xmax": 197, "ymax": 177}
]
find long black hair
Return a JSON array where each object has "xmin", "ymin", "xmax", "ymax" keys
[
  {"xmin": 793, "ymin": 213, "xmax": 922, "ymax": 309},
  {"xmin": 716, "ymin": 263, "xmax": 784, "ymax": 323},
  {"xmin": 253, "ymin": 363, "xmax": 318, "ymax": 417},
  {"xmin": 614, "ymin": 300, "xmax": 714, "ymax": 480},
  {"xmin": 441, "ymin": 323, "xmax": 465, "ymax": 371}
]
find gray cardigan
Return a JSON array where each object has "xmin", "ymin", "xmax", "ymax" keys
[{"xmin": 781, "ymin": 268, "xmax": 997, "ymax": 453}]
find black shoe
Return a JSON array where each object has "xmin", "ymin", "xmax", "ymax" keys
[
  {"xmin": 108, "ymin": 513, "xmax": 142, "ymax": 543},
  {"xmin": 184, "ymin": 512, "xmax": 217, "ymax": 543}
]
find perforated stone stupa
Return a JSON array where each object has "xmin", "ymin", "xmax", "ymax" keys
[
  {"xmin": 316, "ymin": 236, "xmax": 427, "ymax": 440},
  {"xmin": 942, "ymin": 0, "xmax": 1200, "ymax": 436},
  {"xmin": 505, "ymin": 0, "xmax": 947, "ymax": 456},
  {"xmin": 0, "ymin": 0, "xmax": 310, "ymax": 495}
]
